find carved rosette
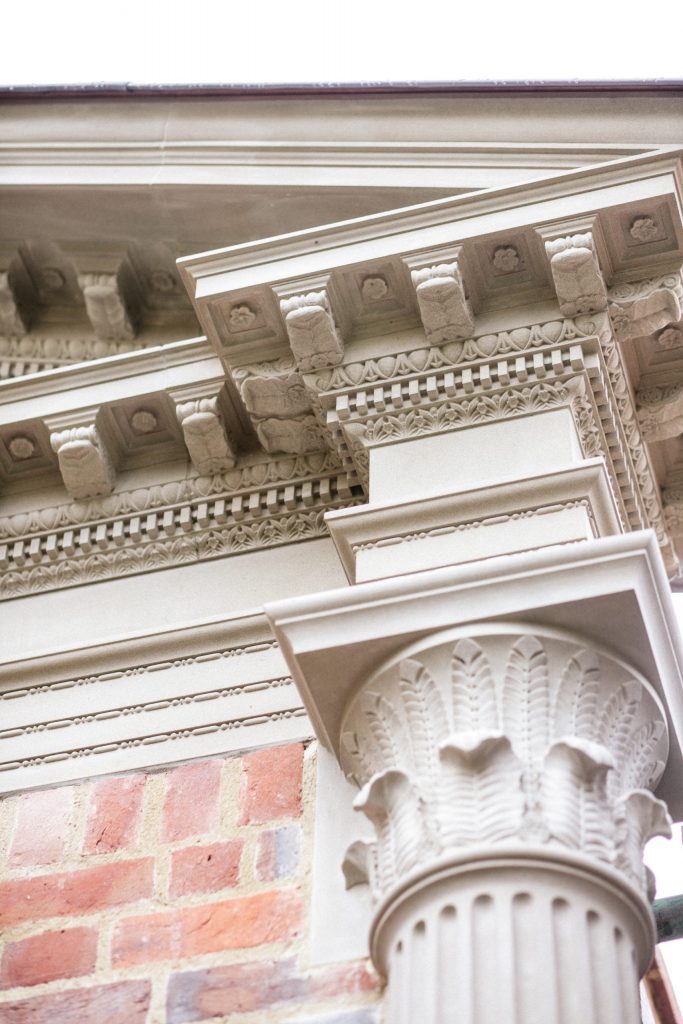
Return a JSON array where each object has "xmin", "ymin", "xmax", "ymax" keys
[
  {"xmin": 339, "ymin": 625, "xmax": 670, "ymax": 1024},
  {"xmin": 341, "ymin": 626, "xmax": 670, "ymax": 905}
]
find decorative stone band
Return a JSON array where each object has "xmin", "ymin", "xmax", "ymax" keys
[
  {"xmin": 0, "ymin": 333, "xmax": 152, "ymax": 380},
  {"xmin": 340, "ymin": 626, "xmax": 670, "ymax": 904},
  {"xmin": 316, "ymin": 322, "xmax": 674, "ymax": 570},
  {"xmin": 0, "ymin": 469, "xmax": 362, "ymax": 599},
  {"xmin": 339, "ymin": 625, "xmax": 670, "ymax": 1024}
]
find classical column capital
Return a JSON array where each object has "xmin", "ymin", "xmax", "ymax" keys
[
  {"xmin": 268, "ymin": 536, "xmax": 683, "ymax": 1024},
  {"xmin": 341, "ymin": 626, "xmax": 670, "ymax": 905}
]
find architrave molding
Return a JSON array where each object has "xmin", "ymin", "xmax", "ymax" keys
[{"xmin": 0, "ymin": 610, "xmax": 311, "ymax": 793}]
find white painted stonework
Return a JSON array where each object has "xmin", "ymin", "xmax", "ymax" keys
[{"xmin": 1, "ymin": 91, "xmax": 683, "ymax": 1023}]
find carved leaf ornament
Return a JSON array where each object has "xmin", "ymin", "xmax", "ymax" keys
[{"xmin": 341, "ymin": 631, "xmax": 670, "ymax": 900}]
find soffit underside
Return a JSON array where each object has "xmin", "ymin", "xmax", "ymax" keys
[{"xmin": 2, "ymin": 149, "xmax": 683, "ymax": 593}]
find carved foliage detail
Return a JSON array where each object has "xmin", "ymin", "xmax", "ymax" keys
[
  {"xmin": 50, "ymin": 424, "xmax": 116, "ymax": 500},
  {"xmin": 175, "ymin": 397, "xmax": 237, "ymax": 475},
  {"xmin": 411, "ymin": 262, "xmax": 475, "ymax": 342},
  {"xmin": 608, "ymin": 272, "xmax": 683, "ymax": 342},
  {"xmin": 341, "ymin": 631, "xmax": 670, "ymax": 901},
  {"xmin": 280, "ymin": 291, "xmax": 344, "ymax": 371},
  {"xmin": 545, "ymin": 234, "xmax": 608, "ymax": 316}
]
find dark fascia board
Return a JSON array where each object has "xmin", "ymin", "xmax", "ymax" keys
[{"xmin": 1, "ymin": 80, "xmax": 683, "ymax": 101}]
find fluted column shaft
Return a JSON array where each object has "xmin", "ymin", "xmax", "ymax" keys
[{"xmin": 340, "ymin": 624, "xmax": 671, "ymax": 1024}]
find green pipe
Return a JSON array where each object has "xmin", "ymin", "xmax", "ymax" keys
[{"xmin": 653, "ymin": 895, "xmax": 683, "ymax": 943}]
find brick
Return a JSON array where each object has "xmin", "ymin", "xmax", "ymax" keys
[
  {"xmin": 255, "ymin": 825, "xmax": 301, "ymax": 881},
  {"xmin": 9, "ymin": 787, "xmax": 74, "ymax": 868},
  {"xmin": 83, "ymin": 775, "xmax": 145, "ymax": 854},
  {"xmin": 0, "ymin": 858, "xmax": 153, "ymax": 928},
  {"xmin": 113, "ymin": 888, "xmax": 301, "ymax": 967},
  {"xmin": 0, "ymin": 926, "xmax": 97, "ymax": 989},
  {"xmin": 0, "ymin": 980, "xmax": 151, "ymax": 1024},
  {"xmin": 239, "ymin": 743, "xmax": 303, "ymax": 824},
  {"xmin": 161, "ymin": 760, "xmax": 222, "ymax": 842},
  {"xmin": 169, "ymin": 840, "xmax": 242, "ymax": 898},
  {"xmin": 167, "ymin": 956, "xmax": 378, "ymax": 1024}
]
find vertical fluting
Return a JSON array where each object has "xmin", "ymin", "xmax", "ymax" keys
[
  {"xmin": 342, "ymin": 626, "xmax": 668, "ymax": 1024},
  {"xmin": 373, "ymin": 859, "xmax": 647, "ymax": 1024}
]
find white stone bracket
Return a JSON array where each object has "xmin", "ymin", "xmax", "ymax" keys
[
  {"xmin": 171, "ymin": 385, "xmax": 238, "ymax": 475},
  {"xmin": 539, "ymin": 222, "xmax": 609, "ymax": 316},
  {"xmin": 46, "ymin": 409, "xmax": 117, "ymax": 500},
  {"xmin": 78, "ymin": 271, "xmax": 139, "ymax": 342},
  {"xmin": 276, "ymin": 278, "xmax": 345, "ymax": 372}
]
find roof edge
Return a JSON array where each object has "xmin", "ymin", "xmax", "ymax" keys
[{"xmin": 1, "ymin": 80, "xmax": 683, "ymax": 101}]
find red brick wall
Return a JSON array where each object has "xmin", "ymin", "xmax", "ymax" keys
[{"xmin": 0, "ymin": 743, "xmax": 380, "ymax": 1023}]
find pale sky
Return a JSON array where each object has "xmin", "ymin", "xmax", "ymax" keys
[{"xmin": 2, "ymin": 0, "xmax": 683, "ymax": 87}]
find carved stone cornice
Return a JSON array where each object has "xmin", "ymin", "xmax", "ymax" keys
[
  {"xmin": 637, "ymin": 381, "xmax": 683, "ymax": 443},
  {"xmin": 0, "ymin": 460, "xmax": 361, "ymax": 598},
  {"xmin": 313, "ymin": 320, "xmax": 673, "ymax": 570},
  {"xmin": 0, "ymin": 611, "xmax": 309, "ymax": 793}
]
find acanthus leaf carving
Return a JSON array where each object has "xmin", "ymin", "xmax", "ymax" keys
[
  {"xmin": 450, "ymin": 638, "xmax": 499, "ymax": 735},
  {"xmin": 438, "ymin": 732, "xmax": 522, "ymax": 847},
  {"xmin": 544, "ymin": 233, "xmax": 608, "ymax": 316},
  {"xmin": 636, "ymin": 381, "xmax": 683, "ymax": 443},
  {"xmin": 175, "ymin": 395, "xmax": 237, "ymax": 475},
  {"xmin": 614, "ymin": 789, "xmax": 672, "ymax": 893},
  {"xmin": 256, "ymin": 415, "xmax": 326, "ymax": 455},
  {"xmin": 608, "ymin": 271, "xmax": 683, "ymax": 342},
  {"xmin": 410, "ymin": 261, "xmax": 475, "ymax": 343},
  {"xmin": 280, "ymin": 290, "xmax": 344, "ymax": 371},
  {"xmin": 502, "ymin": 634, "xmax": 549, "ymax": 765},
  {"xmin": 49, "ymin": 422, "xmax": 116, "ymax": 500}
]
